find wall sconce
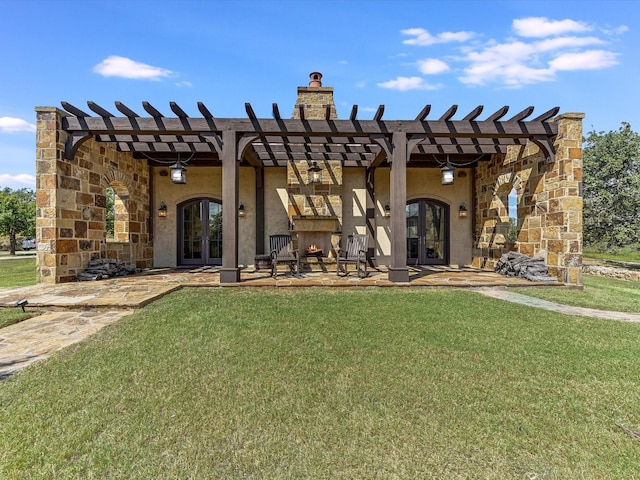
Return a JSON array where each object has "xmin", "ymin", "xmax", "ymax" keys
[
  {"xmin": 238, "ymin": 203, "xmax": 246, "ymax": 218},
  {"xmin": 158, "ymin": 202, "xmax": 168, "ymax": 217},
  {"xmin": 441, "ymin": 163, "xmax": 455, "ymax": 185},
  {"xmin": 171, "ymin": 159, "xmax": 187, "ymax": 184},
  {"xmin": 458, "ymin": 203, "xmax": 468, "ymax": 218},
  {"xmin": 308, "ymin": 161, "xmax": 322, "ymax": 184},
  {"xmin": 383, "ymin": 204, "xmax": 391, "ymax": 217}
]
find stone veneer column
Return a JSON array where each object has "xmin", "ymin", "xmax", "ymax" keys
[
  {"xmin": 541, "ymin": 113, "xmax": 584, "ymax": 285},
  {"xmin": 35, "ymin": 107, "xmax": 67, "ymax": 283}
]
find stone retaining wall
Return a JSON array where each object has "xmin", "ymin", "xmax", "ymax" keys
[{"xmin": 583, "ymin": 265, "xmax": 640, "ymax": 282}]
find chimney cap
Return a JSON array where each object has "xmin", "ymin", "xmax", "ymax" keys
[{"xmin": 309, "ymin": 72, "xmax": 323, "ymax": 87}]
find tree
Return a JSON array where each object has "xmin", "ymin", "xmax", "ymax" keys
[
  {"xmin": 0, "ymin": 187, "xmax": 36, "ymax": 255},
  {"xmin": 583, "ymin": 123, "xmax": 640, "ymax": 249}
]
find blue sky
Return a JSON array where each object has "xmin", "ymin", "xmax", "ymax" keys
[{"xmin": 0, "ymin": 0, "xmax": 637, "ymax": 190}]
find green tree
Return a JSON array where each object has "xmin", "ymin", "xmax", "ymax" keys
[
  {"xmin": 0, "ymin": 187, "xmax": 36, "ymax": 255},
  {"xmin": 583, "ymin": 122, "xmax": 640, "ymax": 249}
]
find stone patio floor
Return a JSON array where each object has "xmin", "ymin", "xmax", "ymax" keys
[{"xmin": 0, "ymin": 265, "xmax": 637, "ymax": 380}]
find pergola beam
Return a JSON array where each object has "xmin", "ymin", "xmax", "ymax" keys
[{"xmin": 60, "ymin": 101, "xmax": 559, "ymax": 162}]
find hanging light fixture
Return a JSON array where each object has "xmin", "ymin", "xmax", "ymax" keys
[
  {"xmin": 441, "ymin": 163, "xmax": 455, "ymax": 185},
  {"xmin": 238, "ymin": 203, "xmax": 246, "ymax": 218},
  {"xmin": 308, "ymin": 161, "xmax": 322, "ymax": 184},
  {"xmin": 171, "ymin": 159, "xmax": 187, "ymax": 184},
  {"xmin": 383, "ymin": 204, "xmax": 391, "ymax": 217}
]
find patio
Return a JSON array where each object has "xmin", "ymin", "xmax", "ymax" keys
[{"xmin": 0, "ymin": 266, "xmax": 558, "ymax": 310}]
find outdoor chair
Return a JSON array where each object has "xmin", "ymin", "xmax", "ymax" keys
[
  {"xmin": 269, "ymin": 234, "xmax": 300, "ymax": 277},
  {"xmin": 336, "ymin": 233, "xmax": 369, "ymax": 278}
]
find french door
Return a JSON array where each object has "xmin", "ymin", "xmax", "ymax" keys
[
  {"xmin": 178, "ymin": 198, "xmax": 222, "ymax": 266},
  {"xmin": 406, "ymin": 199, "xmax": 449, "ymax": 265}
]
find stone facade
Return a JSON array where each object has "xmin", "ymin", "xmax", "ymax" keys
[
  {"xmin": 35, "ymin": 107, "xmax": 152, "ymax": 283},
  {"xmin": 473, "ymin": 113, "xmax": 584, "ymax": 285},
  {"xmin": 287, "ymin": 79, "xmax": 343, "ymax": 257},
  {"xmin": 35, "ymin": 75, "xmax": 583, "ymax": 286}
]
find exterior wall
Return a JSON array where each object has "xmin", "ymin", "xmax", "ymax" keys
[
  {"xmin": 473, "ymin": 113, "xmax": 584, "ymax": 285},
  {"xmin": 263, "ymin": 167, "xmax": 289, "ymax": 250},
  {"xmin": 342, "ymin": 167, "xmax": 368, "ymax": 236},
  {"xmin": 373, "ymin": 166, "xmax": 473, "ymax": 266},
  {"xmin": 35, "ymin": 107, "xmax": 152, "ymax": 283},
  {"xmin": 407, "ymin": 167, "xmax": 473, "ymax": 267},
  {"xmin": 152, "ymin": 166, "xmax": 256, "ymax": 267}
]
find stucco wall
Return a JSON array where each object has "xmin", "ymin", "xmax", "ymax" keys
[
  {"xmin": 152, "ymin": 166, "xmax": 256, "ymax": 267},
  {"xmin": 373, "ymin": 166, "xmax": 473, "ymax": 266},
  {"xmin": 263, "ymin": 167, "xmax": 290, "ymax": 250}
]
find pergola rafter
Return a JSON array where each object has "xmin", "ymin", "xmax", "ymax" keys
[{"xmin": 61, "ymin": 101, "xmax": 559, "ymax": 166}]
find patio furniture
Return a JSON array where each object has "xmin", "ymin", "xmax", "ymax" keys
[
  {"xmin": 270, "ymin": 234, "xmax": 299, "ymax": 277},
  {"xmin": 336, "ymin": 234, "xmax": 369, "ymax": 278}
]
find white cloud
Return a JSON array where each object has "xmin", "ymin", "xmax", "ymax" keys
[
  {"xmin": 417, "ymin": 58, "xmax": 450, "ymax": 75},
  {"xmin": 392, "ymin": 17, "xmax": 621, "ymax": 90},
  {"xmin": 402, "ymin": 28, "xmax": 474, "ymax": 46},
  {"xmin": 0, "ymin": 173, "xmax": 36, "ymax": 188},
  {"xmin": 550, "ymin": 50, "xmax": 619, "ymax": 70},
  {"xmin": 175, "ymin": 81, "xmax": 193, "ymax": 88},
  {"xmin": 377, "ymin": 76, "xmax": 442, "ymax": 91},
  {"xmin": 0, "ymin": 117, "xmax": 36, "ymax": 133},
  {"xmin": 459, "ymin": 35, "xmax": 615, "ymax": 87},
  {"xmin": 93, "ymin": 55, "xmax": 173, "ymax": 80},
  {"xmin": 513, "ymin": 17, "xmax": 591, "ymax": 38}
]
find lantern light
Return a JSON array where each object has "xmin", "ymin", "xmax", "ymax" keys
[
  {"xmin": 158, "ymin": 202, "xmax": 168, "ymax": 217},
  {"xmin": 308, "ymin": 161, "xmax": 322, "ymax": 184}
]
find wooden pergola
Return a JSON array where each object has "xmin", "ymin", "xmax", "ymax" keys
[{"xmin": 60, "ymin": 100, "xmax": 559, "ymax": 282}]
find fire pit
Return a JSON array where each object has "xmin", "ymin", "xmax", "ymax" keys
[{"xmin": 306, "ymin": 244, "xmax": 324, "ymax": 258}]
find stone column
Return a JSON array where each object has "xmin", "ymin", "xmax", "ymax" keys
[
  {"xmin": 389, "ymin": 131, "xmax": 409, "ymax": 283},
  {"xmin": 544, "ymin": 113, "xmax": 584, "ymax": 285},
  {"xmin": 221, "ymin": 129, "xmax": 240, "ymax": 283},
  {"xmin": 35, "ymin": 107, "xmax": 67, "ymax": 283}
]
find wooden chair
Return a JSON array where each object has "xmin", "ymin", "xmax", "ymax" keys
[
  {"xmin": 270, "ymin": 234, "xmax": 299, "ymax": 277},
  {"xmin": 336, "ymin": 234, "xmax": 369, "ymax": 278}
]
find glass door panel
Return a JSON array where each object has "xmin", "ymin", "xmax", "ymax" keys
[
  {"xmin": 208, "ymin": 202, "xmax": 222, "ymax": 262},
  {"xmin": 179, "ymin": 199, "xmax": 222, "ymax": 266},
  {"xmin": 406, "ymin": 199, "xmax": 448, "ymax": 265}
]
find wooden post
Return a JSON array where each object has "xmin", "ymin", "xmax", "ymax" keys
[
  {"xmin": 220, "ymin": 129, "xmax": 240, "ymax": 283},
  {"xmin": 389, "ymin": 131, "xmax": 409, "ymax": 283}
]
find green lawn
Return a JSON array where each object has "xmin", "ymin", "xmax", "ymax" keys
[
  {"xmin": 0, "ymin": 256, "xmax": 36, "ymax": 288},
  {"xmin": 1, "ymin": 288, "xmax": 639, "ymax": 479},
  {"xmin": 514, "ymin": 275, "xmax": 640, "ymax": 313},
  {"xmin": 584, "ymin": 245, "xmax": 640, "ymax": 264}
]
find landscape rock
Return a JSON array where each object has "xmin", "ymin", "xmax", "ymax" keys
[
  {"xmin": 76, "ymin": 258, "xmax": 141, "ymax": 281},
  {"xmin": 495, "ymin": 251, "xmax": 558, "ymax": 282}
]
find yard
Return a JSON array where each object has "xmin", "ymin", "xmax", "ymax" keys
[{"xmin": 1, "ymin": 287, "xmax": 639, "ymax": 478}]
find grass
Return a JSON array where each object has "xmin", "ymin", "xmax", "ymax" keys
[
  {"xmin": 514, "ymin": 275, "xmax": 640, "ymax": 313},
  {"xmin": 1, "ymin": 288, "xmax": 640, "ymax": 479},
  {"xmin": 584, "ymin": 244, "xmax": 640, "ymax": 264},
  {"xmin": 0, "ymin": 308, "xmax": 33, "ymax": 330},
  {"xmin": 0, "ymin": 256, "xmax": 36, "ymax": 288}
]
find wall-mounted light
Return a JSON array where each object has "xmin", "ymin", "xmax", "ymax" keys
[
  {"xmin": 383, "ymin": 204, "xmax": 391, "ymax": 217},
  {"xmin": 308, "ymin": 161, "xmax": 322, "ymax": 184},
  {"xmin": 238, "ymin": 203, "xmax": 246, "ymax": 218},
  {"xmin": 441, "ymin": 163, "xmax": 455, "ymax": 185},
  {"xmin": 171, "ymin": 159, "xmax": 187, "ymax": 184},
  {"xmin": 158, "ymin": 202, "xmax": 168, "ymax": 217},
  {"xmin": 458, "ymin": 203, "xmax": 468, "ymax": 218}
]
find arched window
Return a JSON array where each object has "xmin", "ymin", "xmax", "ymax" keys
[{"xmin": 105, "ymin": 182, "xmax": 130, "ymax": 243}]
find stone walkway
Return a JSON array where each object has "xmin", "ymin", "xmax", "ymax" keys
[{"xmin": 0, "ymin": 266, "xmax": 636, "ymax": 380}]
